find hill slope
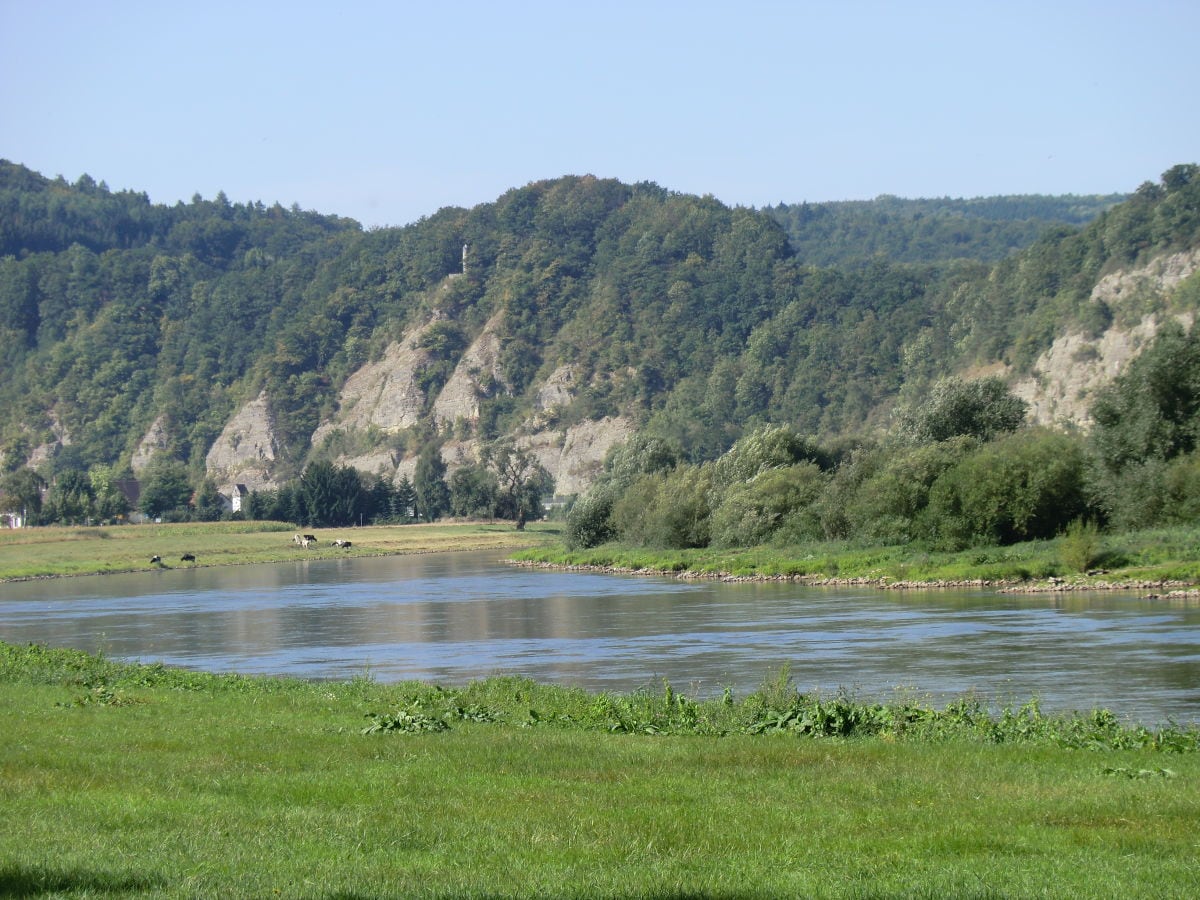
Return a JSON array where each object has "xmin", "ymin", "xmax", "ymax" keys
[{"xmin": 1, "ymin": 161, "xmax": 1197, "ymax": 504}]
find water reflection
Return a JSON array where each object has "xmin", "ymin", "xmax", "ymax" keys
[{"xmin": 1, "ymin": 551, "xmax": 1198, "ymax": 724}]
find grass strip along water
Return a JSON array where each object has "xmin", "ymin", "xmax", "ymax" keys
[
  {"xmin": 3, "ymin": 642, "xmax": 1198, "ymax": 898},
  {"xmin": 0, "ymin": 520, "xmax": 559, "ymax": 582},
  {"xmin": 511, "ymin": 524, "xmax": 1200, "ymax": 595}
]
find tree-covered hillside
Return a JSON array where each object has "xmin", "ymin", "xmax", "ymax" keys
[
  {"xmin": 1, "ymin": 160, "xmax": 1197, "ymax": 515},
  {"xmin": 766, "ymin": 193, "xmax": 1126, "ymax": 266}
]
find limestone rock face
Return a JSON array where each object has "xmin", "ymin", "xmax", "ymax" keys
[
  {"xmin": 391, "ymin": 438, "xmax": 480, "ymax": 486},
  {"xmin": 26, "ymin": 413, "xmax": 71, "ymax": 470},
  {"xmin": 535, "ymin": 364, "xmax": 576, "ymax": 413},
  {"xmin": 1012, "ymin": 249, "xmax": 1200, "ymax": 428},
  {"xmin": 131, "ymin": 415, "xmax": 170, "ymax": 475},
  {"xmin": 205, "ymin": 392, "xmax": 282, "ymax": 492},
  {"xmin": 311, "ymin": 320, "xmax": 435, "ymax": 448},
  {"xmin": 432, "ymin": 313, "xmax": 507, "ymax": 427},
  {"xmin": 520, "ymin": 416, "xmax": 635, "ymax": 496},
  {"xmin": 335, "ymin": 449, "xmax": 398, "ymax": 480}
]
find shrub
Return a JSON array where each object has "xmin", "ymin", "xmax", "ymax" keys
[
  {"xmin": 709, "ymin": 462, "xmax": 825, "ymax": 548},
  {"xmin": 1059, "ymin": 518, "xmax": 1102, "ymax": 573},
  {"xmin": 923, "ymin": 428, "xmax": 1090, "ymax": 550}
]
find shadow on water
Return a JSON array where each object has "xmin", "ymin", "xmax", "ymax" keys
[{"xmin": 0, "ymin": 864, "xmax": 164, "ymax": 897}]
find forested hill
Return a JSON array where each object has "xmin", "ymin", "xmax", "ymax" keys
[
  {"xmin": 766, "ymin": 193, "xmax": 1126, "ymax": 266},
  {"xmin": 0, "ymin": 159, "xmax": 1197, "ymax": 501}
]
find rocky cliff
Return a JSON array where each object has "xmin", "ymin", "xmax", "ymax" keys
[
  {"xmin": 310, "ymin": 320, "xmax": 436, "ymax": 448},
  {"xmin": 202, "ymin": 308, "xmax": 634, "ymax": 499},
  {"xmin": 1012, "ymin": 248, "xmax": 1200, "ymax": 428},
  {"xmin": 205, "ymin": 392, "xmax": 283, "ymax": 493}
]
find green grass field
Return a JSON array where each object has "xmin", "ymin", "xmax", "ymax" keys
[
  {"xmin": 3, "ymin": 643, "xmax": 1198, "ymax": 898},
  {"xmin": 0, "ymin": 520, "xmax": 558, "ymax": 581},
  {"xmin": 513, "ymin": 524, "xmax": 1200, "ymax": 589}
]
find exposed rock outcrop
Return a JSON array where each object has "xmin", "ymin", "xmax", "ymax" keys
[
  {"xmin": 1012, "ymin": 249, "xmax": 1200, "ymax": 428},
  {"xmin": 533, "ymin": 364, "xmax": 576, "ymax": 415},
  {"xmin": 432, "ymin": 312, "xmax": 507, "ymax": 427},
  {"xmin": 131, "ymin": 415, "xmax": 171, "ymax": 475},
  {"xmin": 520, "ymin": 416, "xmax": 635, "ymax": 496},
  {"xmin": 205, "ymin": 392, "xmax": 282, "ymax": 492},
  {"xmin": 26, "ymin": 413, "xmax": 71, "ymax": 470},
  {"xmin": 311, "ymin": 320, "xmax": 436, "ymax": 448}
]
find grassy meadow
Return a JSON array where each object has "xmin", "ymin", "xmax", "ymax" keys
[
  {"xmin": 3, "ymin": 642, "xmax": 1199, "ymax": 898},
  {"xmin": 512, "ymin": 524, "xmax": 1200, "ymax": 589},
  {"xmin": 0, "ymin": 520, "xmax": 559, "ymax": 581}
]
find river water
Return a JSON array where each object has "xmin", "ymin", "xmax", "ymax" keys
[{"xmin": 2, "ymin": 550, "xmax": 1197, "ymax": 724}]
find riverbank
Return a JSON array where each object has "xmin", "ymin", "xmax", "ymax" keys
[
  {"xmin": 0, "ymin": 520, "xmax": 558, "ymax": 582},
  {"xmin": 3, "ymin": 641, "xmax": 1197, "ymax": 897},
  {"xmin": 509, "ymin": 525, "xmax": 1200, "ymax": 597},
  {"xmin": 507, "ymin": 557, "xmax": 1200, "ymax": 599}
]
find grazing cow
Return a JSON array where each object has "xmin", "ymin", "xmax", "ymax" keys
[
  {"xmin": 293, "ymin": 534, "xmax": 303, "ymax": 546},
  {"xmin": 150, "ymin": 555, "xmax": 161, "ymax": 564},
  {"xmin": 333, "ymin": 539, "xmax": 352, "ymax": 549},
  {"xmin": 180, "ymin": 553, "xmax": 196, "ymax": 563},
  {"xmin": 301, "ymin": 538, "xmax": 312, "ymax": 549}
]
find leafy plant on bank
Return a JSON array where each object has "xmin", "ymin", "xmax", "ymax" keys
[{"xmin": 7, "ymin": 642, "xmax": 1198, "ymax": 751}]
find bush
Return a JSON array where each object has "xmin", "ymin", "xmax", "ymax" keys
[
  {"xmin": 896, "ymin": 375, "xmax": 1028, "ymax": 444},
  {"xmin": 612, "ymin": 466, "xmax": 713, "ymax": 549},
  {"xmin": 923, "ymin": 428, "xmax": 1090, "ymax": 550},
  {"xmin": 710, "ymin": 463, "xmax": 825, "ymax": 548},
  {"xmin": 564, "ymin": 484, "xmax": 616, "ymax": 549},
  {"xmin": 843, "ymin": 437, "xmax": 977, "ymax": 544},
  {"xmin": 1059, "ymin": 518, "xmax": 1102, "ymax": 573}
]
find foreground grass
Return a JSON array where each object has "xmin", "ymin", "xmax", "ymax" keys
[
  {"xmin": 0, "ymin": 520, "xmax": 558, "ymax": 581},
  {"xmin": 513, "ymin": 524, "xmax": 1200, "ymax": 588},
  {"xmin": 3, "ymin": 643, "xmax": 1199, "ymax": 898}
]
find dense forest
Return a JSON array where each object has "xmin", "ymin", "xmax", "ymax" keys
[
  {"xmin": 1, "ymin": 158, "xmax": 1198, "ymax": 534},
  {"xmin": 766, "ymin": 193, "xmax": 1126, "ymax": 266}
]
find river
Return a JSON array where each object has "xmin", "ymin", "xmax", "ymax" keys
[{"xmin": 1, "ymin": 550, "xmax": 1197, "ymax": 724}]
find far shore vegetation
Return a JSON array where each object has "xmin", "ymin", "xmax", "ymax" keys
[
  {"xmin": 3, "ymin": 641, "xmax": 1198, "ymax": 898},
  {"xmin": 512, "ymin": 522, "xmax": 1200, "ymax": 591}
]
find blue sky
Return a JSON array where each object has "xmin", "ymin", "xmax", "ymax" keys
[{"xmin": 3, "ymin": 1, "xmax": 1197, "ymax": 228}]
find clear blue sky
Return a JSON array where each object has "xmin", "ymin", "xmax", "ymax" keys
[{"xmin": 3, "ymin": 0, "xmax": 1197, "ymax": 228}]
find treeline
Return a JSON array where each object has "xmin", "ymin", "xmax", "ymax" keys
[
  {"xmin": 0, "ymin": 438, "xmax": 554, "ymax": 530},
  {"xmin": 567, "ymin": 320, "xmax": 1200, "ymax": 554},
  {"xmin": 766, "ymin": 193, "xmax": 1126, "ymax": 266}
]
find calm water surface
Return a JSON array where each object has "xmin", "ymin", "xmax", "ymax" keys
[{"xmin": 2, "ymin": 550, "xmax": 1198, "ymax": 724}]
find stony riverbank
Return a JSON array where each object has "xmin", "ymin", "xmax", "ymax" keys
[{"xmin": 506, "ymin": 559, "xmax": 1200, "ymax": 598}]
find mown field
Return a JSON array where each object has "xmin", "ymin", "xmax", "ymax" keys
[
  {"xmin": 2, "ymin": 642, "xmax": 1198, "ymax": 898},
  {"xmin": 0, "ymin": 520, "xmax": 559, "ymax": 581}
]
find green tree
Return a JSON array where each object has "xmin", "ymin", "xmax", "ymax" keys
[
  {"xmin": 45, "ymin": 469, "xmax": 96, "ymax": 525},
  {"xmin": 1087, "ymin": 321, "xmax": 1200, "ymax": 528},
  {"xmin": 923, "ymin": 429, "xmax": 1089, "ymax": 549},
  {"xmin": 1090, "ymin": 321, "xmax": 1200, "ymax": 473},
  {"xmin": 192, "ymin": 479, "xmax": 225, "ymax": 522},
  {"xmin": 392, "ymin": 475, "xmax": 417, "ymax": 522},
  {"xmin": 841, "ymin": 437, "xmax": 978, "ymax": 545},
  {"xmin": 613, "ymin": 464, "xmax": 713, "ymax": 549},
  {"xmin": 299, "ymin": 461, "xmax": 366, "ymax": 527},
  {"xmin": 139, "ymin": 454, "xmax": 192, "ymax": 519},
  {"xmin": 897, "ymin": 376, "xmax": 1028, "ymax": 445},
  {"xmin": 564, "ymin": 434, "xmax": 682, "ymax": 549},
  {"xmin": 481, "ymin": 440, "xmax": 553, "ymax": 528},
  {"xmin": 0, "ymin": 467, "xmax": 45, "ymax": 524},
  {"xmin": 450, "ymin": 463, "xmax": 499, "ymax": 519},
  {"xmin": 88, "ymin": 464, "xmax": 130, "ymax": 522},
  {"xmin": 564, "ymin": 482, "xmax": 618, "ymax": 549},
  {"xmin": 710, "ymin": 462, "xmax": 826, "ymax": 548},
  {"xmin": 413, "ymin": 445, "xmax": 450, "ymax": 522}
]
